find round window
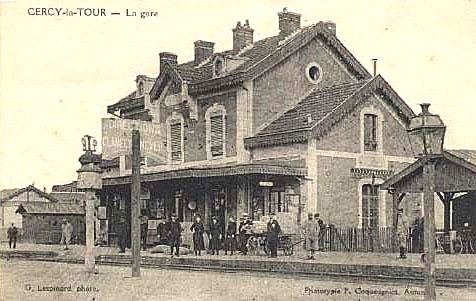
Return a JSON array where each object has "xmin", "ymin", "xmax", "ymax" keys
[{"xmin": 306, "ymin": 63, "xmax": 322, "ymax": 84}]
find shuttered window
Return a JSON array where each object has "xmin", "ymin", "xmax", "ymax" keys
[
  {"xmin": 210, "ymin": 115, "xmax": 224, "ymax": 157},
  {"xmin": 170, "ymin": 122, "xmax": 182, "ymax": 161},
  {"xmin": 364, "ymin": 114, "xmax": 378, "ymax": 151}
]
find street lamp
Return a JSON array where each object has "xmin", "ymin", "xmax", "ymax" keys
[
  {"xmin": 407, "ymin": 103, "xmax": 446, "ymax": 301},
  {"xmin": 77, "ymin": 135, "xmax": 102, "ymax": 274}
]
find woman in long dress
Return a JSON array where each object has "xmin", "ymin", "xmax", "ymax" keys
[{"xmin": 190, "ymin": 215, "xmax": 205, "ymax": 256}]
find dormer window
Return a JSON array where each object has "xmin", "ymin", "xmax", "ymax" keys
[
  {"xmin": 213, "ymin": 56, "xmax": 226, "ymax": 77},
  {"xmin": 138, "ymin": 81, "xmax": 145, "ymax": 96}
]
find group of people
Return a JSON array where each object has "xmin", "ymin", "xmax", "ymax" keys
[
  {"xmin": 152, "ymin": 212, "xmax": 283, "ymax": 258},
  {"xmin": 303, "ymin": 213, "xmax": 324, "ymax": 260}
]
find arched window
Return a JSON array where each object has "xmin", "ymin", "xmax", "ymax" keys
[
  {"xmin": 362, "ymin": 184, "xmax": 379, "ymax": 228},
  {"xmin": 166, "ymin": 113, "xmax": 184, "ymax": 162},
  {"xmin": 205, "ymin": 104, "xmax": 226, "ymax": 159}
]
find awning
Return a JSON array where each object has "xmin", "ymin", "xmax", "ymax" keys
[
  {"xmin": 381, "ymin": 150, "xmax": 476, "ymax": 193},
  {"xmin": 103, "ymin": 163, "xmax": 307, "ymax": 186}
]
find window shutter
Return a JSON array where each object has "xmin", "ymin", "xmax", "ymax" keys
[
  {"xmin": 364, "ymin": 114, "xmax": 377, "ymax": 151},
  {"xmin": 170, "ymin": 123, "xmax": 182, "ymax": 161},
  {"xmin": 210, "ymin": 115, "xmax": 224, "ymax": 157}
]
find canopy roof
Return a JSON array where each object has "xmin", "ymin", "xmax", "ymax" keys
[
  {"xmin": 103, "ymin": 163, "xmax": 307, "ymax": 186},
  {"xmin": 381, "ymin": 150, "xmax": 476, "ymax": 193}
]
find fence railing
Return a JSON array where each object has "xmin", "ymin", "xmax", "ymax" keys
[{"xmin": 318, "ymin": 225, "xmax": 396, "ymax": 253}]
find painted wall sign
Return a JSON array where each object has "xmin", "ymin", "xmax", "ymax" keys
[{"xmin": 101, "ymin": 118, "xmax": 166, "ymax": 166}]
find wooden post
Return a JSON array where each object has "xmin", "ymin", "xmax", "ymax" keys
[
  {"xmin": 423, "ymin": 162, "xmax": 436, "ymax": 300},
  {"xmin": 131, "ymin": 129, "xmax": 141, "ymax": 277}
]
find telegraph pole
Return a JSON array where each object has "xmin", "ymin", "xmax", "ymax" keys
[{"xmin": 131, "ymin": 129, "xmax": 141, "ymax": 277}]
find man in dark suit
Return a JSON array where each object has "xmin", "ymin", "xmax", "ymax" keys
[
  {"xmin": 224, "ymin": 216, "xmax": 237, "ymax": 255},
  {"xmin": 7, "ymin": 223, "xmax": 18, "ymax": 249},
  {"xmin": 267, "ymin": 214, "xmax": 281, "ymax": 258},
  {"xmin": 209, "ymin": 216, "xmax": 222, "ymax": 255},
  {"xmin": 168, "ymin": 215, "xmax": 182, "ymax": 257}
]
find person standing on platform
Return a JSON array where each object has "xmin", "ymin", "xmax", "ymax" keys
[
  {"xmin": 190, "ymin": 214, "xmax": 205, "ymax": 256},
  {"xmin": 61, "ymin": 219, "xmax": 73, "ymax": 250},
  {"xmin": 224, "ymin": 216, "xmax": 237, "ymax": 255},
  {"xmin": 117, "ymin": 214, "xmax": 127, "ymax": 253},
  {"xmin": 7, "ymin": 223, "xmax": 18, "ymax": 249},
  {"xmin": 396, "ymin": 208, "xmax": 408, "ymax": 259},
  {"xmin": 238, "ymin": 213, "xmax": 253, "ymax": 255},
  {"xmin": 313, "ymin": 213, "xmax": 322, "ymax": 252},
  {"xmin": 267, "ymin": 213, "xmax": 281, "ymax": 258},
  {"xmin": 209, "ymin": 216, "xmax": 222, "ymax": 255},
  {"xmin": 304, "ymin": 213, "xmax": 318, "ymax": 260},
  {"xmin": 168, "ymin": 215, "xmax": 182, "ymax": 257},
  {"xmin": 140, "ymin": 214, "xmax": 148, "ymax": 251}
]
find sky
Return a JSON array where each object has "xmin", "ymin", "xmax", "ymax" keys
[{"xmin": 1, "ymin": 0, "xmax": 475, "ymax": 191}]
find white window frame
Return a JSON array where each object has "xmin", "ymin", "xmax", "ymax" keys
[
  {"xmin": 166, "ymin": 112, "xmax": 185, "ymax": 163},
  {"xmin": 205, "ymin": 103, "xmax": 227, "ymax": 160},
  {"xmin": 360, "ymin": 106, "xmax": 384, "ymax": 154},
  {"xmin": 305, "ymin": 62, "xmax": 323, "ymax": 85}
]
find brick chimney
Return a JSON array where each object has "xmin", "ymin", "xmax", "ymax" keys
[
  {"xmin": 159, "ymin": 52, "xmax": 178, "ymax": 73},
  {"xmin": 278, "ymin": 8, "xmax": 301, "ymax": 38},
  {"xmin": 233, "ymin": 20, "xmax": 254, "ymax": 51},
  {"xmin": 194, "ymin": 40, "xmax": 214, "ymax": 65},
  {"xmin": 323, "ymin": 21, "xmax": 336, "ymax": 35}
]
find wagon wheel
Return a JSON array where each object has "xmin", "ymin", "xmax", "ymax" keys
[
  {"xmin": 263, "ymin": 237, "xmax": 270, "ymax": 255},
  {"xmin": 283, "ymin": 244, "xmax": 293, "ymax": 256},
  {"xmin": 247, "ymin": 236, "xmax": 259, "ymax": 256}
]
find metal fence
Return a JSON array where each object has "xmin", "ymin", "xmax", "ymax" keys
[{"xmin": 318, "ymin": 225, "xmax": 396, "ymax": 253}]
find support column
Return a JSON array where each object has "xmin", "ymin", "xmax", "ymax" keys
[
  {"xmin": 306, "ymin": 139, "xmax": 318, "ymax": 215},
  {"xmin": 423, "ymin": 162, "xmax": 436, "ymax": 301},
  {"xmin": 84, "ymin": 191, "xmax": 96, "ymax": 273},
  {"xmin": 391, "ymin": 191, "xmax": 405, "ymax": 252},
  {"xmin": 131, "ymin": 129, "xmax": 141, "ymax": 278}
]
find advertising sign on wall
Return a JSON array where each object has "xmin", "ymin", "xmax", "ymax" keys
[{"xmin": 101, "ymin": 118, "xmax": 167, "ymax": 167}]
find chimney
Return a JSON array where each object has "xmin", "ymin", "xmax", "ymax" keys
[
  {"xmin": 159, "ymin": 52, "xmax": 178, "ymax": 73},
  {"xmin": 323, "ymin": 21, "xmax": 336, "ymax": 35},
  {"xmin": 232, "ymin": 20, "xmax": 254, "ymax": 51},
  {"xmin": 194, "ymin": 40, "xmax": 214, "ymax": 65},
  {"xmin": 278, "ymin": 8, "xmax": 301, "ymax": 38}
]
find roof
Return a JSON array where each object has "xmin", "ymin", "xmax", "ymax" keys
[
  {"xmin": 256, "ymin": 81, "xmax": 367, "ymax": 136},
  {"xmin": 0, "ymin": 185, "xmax": 59, "ymax": 203},
  {"xmin": 446, "ymin": 150, "xmax": 476, "ymax": 167},
  {"xmin": 0, "ymin": 188, "xmax": 20, "ymax": 200},
  {"xmin": 103, "ymin": 163, "xmax": 307, "ymax": 186},
  {"xmin": 381, "ymin": 150, "xmax": 476, "ymax": 192},
  {"xmin": 16, "ymin": 202, "xmax": 85, "ymax": 215},
  {"xmin": 245, "ymin": 75, "xmax": 415, "ymax": 148},
  {"xmin": 111, "ymin": 21, "xmax": 373, "ymax": 112},
  {"xmin": 49, "ymin": 192, "xmax": 86, "ymax": 204}
]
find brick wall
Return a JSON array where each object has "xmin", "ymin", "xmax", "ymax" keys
[
  {"xmin": 158, "ymin": 91, "xmax": 237, "ymax": 162},
  {"xmin": 315, "ymin": 94, "xmax": 413, "ymax": 156},
  {"xmin": 252, "ymin": 38, "xmax": 355, "ymax": 133}
]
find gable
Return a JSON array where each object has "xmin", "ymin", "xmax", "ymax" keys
[
  {"xmin": 252, "ymin": 37, "xmax": 358, "ymax": 134},
  {"xmin": 245, "ymin": 75, "xmax": 415, "ymax": 149},
  {"xmin": 314, "ymin": 91, "xmax": 414, "ymax": 156}
]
